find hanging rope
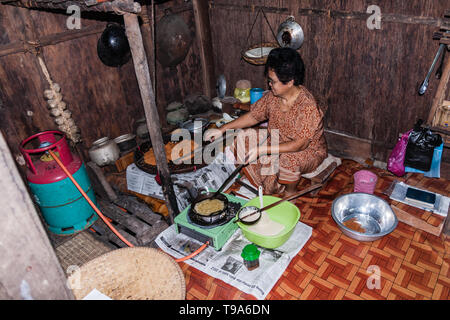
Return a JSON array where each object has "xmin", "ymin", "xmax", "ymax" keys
[
  {"xmin": 244, "ymin": 7, "xmax": 278, "ymax": 51},
  {"xmin": 35, "ymin": 50, "xmax": 81, "ymax": 143},
  {"xmin": 241, "ymin": 7, "xmax": 279, "ymax": 65}
]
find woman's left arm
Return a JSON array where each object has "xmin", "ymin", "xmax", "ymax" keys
[
  {"xmin": 269, "ymin": 137, "xmax": 312, "ymax": 154},
  {"xmin": 247, "ymin": 137, "xmax": 311, "ymax": 163}
]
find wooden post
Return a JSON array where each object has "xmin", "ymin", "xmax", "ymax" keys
[
  {"xmin": 192, "ymin": 0, "xmax": 215, "ymax": 97},
  {"xmin": 427, "ymin": 50, "xmax": 450, "ymax": 124},
  {"xmin": 123, "ymin": 12, "xmax": 179, "ymax": 224},
  {"xmin": 0, "ymin": 133, "xmax": 74, "ymax": 300},
  {"xmin": 443, "ymin": 212, "xmax": 450, "ymax": 236},
  {"xmin": 139, "ymin": 4, "xmax": 167, "ymax": 126},
  {"xmin": 139, "ymin": 5, "xmax": 156, "ymax": 93}
]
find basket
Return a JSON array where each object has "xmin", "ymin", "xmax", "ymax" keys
[
  {"xmin": 353, "ymin": 170, "xmax": 378, "ymax": 194},
  {"xmin": 67, "ymin": 247, "xmax": 186, "ymax": 300},
  {"xmin": 241, "ymin": 42, "xmax": 279, "ymax": 65}
]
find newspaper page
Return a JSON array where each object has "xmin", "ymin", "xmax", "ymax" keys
[
  {"xmin": 126, "ymin": 152, "xmax": 238, "ymax": 212},
  {"xmin": 155, "ymin": 222, "xmax": 312, "ymax": 300}
]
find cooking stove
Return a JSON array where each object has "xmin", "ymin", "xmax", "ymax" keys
[{"xmin": 174, "ymin": 193, "xmax": 247, "ymax": 250}]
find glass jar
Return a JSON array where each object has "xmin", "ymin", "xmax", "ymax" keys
[{"xmin": 241, "ymin": 244, "xmax": 260, "ymax": 271}]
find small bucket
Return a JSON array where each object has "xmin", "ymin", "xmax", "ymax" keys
[{"xmin": 353, "ymin": 170, "xmax": 378, "ymax": 194}]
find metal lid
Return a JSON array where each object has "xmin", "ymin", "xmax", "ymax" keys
[
  {"xmin": 92, "ymin": 137, "xmax": 110, "ymax": 146},
  {"xmin": 114, "ymin": 133, "xmax": 136, "ymax": 144}
]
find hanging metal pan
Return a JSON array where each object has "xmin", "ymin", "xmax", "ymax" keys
[{"xmin": 276, "ymin": 16, "xmax": 304, "ymax": 50}]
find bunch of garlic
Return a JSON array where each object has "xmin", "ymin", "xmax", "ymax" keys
[{"xmin": 44, "ymin": 82, "xmax": 81, "ymax": 143}]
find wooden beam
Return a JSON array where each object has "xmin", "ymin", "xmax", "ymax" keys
[
  {"xmin": 324, "ymin": 129, "xmax": 373, "ymax": 160},
  {"xmin": 123, "ymin": 12, "xmax": 179, "ymax": 225},
  {"xmin": 3, "ymin": 0, "xmax": 141, "ymax": 14},
  {"xmin": 391, "ymin": 204, "xmax": 444, "ymax": 237},
  {"xmin": 427, "ymin": 52, "xmax": 450, "ymax": 124},
  {"xmin": 444, "ymin": 211, "xmax": 450, "ymax": 236},
  {"xmin": 139, "ymin": 5, "xmax": 156, "ymax": 93},
  {"xmin": 0, "ymin": 132, "xmax": 74, "ymax": 300},
  {"xmin": 210, "ymin": 3, "xmax": 442, "ymax": 27},
  {"xmin": 0, "ymin": 23, "xmax": 106, "ymax": 58},
  {"xmin": 192, "ymin": 0, "xmax": 215, "ymax": 97}
]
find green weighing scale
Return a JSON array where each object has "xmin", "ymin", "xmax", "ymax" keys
[{"xmin": 174, "ymin": 193, "xmax": 248, "ymax": 250}]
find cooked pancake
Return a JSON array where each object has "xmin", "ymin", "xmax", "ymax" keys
[{"xmin": 194, "ymin": 198, "xmax": 225, "ymax": 216}]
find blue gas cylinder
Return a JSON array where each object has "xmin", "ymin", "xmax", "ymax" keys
[{"xmin": 20, "ymin": 131, "xmax": 98, "ymax": 235}]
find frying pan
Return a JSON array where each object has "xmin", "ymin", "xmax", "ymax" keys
[
  {"xmin": 189, "ymin": 189, "xmax": 230, "ymax": 225},
  {"xmin": 175, "ymin": 161, "xmax": 248, "ymax": 225}
]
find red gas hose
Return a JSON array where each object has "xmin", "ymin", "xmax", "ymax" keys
[
  {"xmin": 49, "ymin": 149, "xmax": 209, "ymax": 261},
  {"xmin": 49, "ymin": 150, "xmax": 135, "ymax": 248},
  {"xmin": 175, "ymin": 241, "xmax": 209, "ymax": 263}
]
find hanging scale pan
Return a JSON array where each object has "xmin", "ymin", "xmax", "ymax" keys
[{"xmin": 276, "ymin": 16, "xmax": 304, "ymax": 50}]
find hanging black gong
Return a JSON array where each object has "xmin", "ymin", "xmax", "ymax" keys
[{"xmin": 97, "ymin": 23, "xmax": 131, "ymax": 67}]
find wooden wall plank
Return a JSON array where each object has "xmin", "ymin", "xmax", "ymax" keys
[
  {"xmin": 0, "ymin": 6, "xmax": 145, "ymax": 166},
  {"xmin": 153, "ymin": 0, "xmax": 205, "ymax": 122},
  {"xmin": 0, "ymin": 132, "xmax": 73, "ymax": 300},
  {"xmin": 209, "ymin": 0, "xmax": 449, "ymax": 164},
  {"xmin": 0, "ymin": 1, "xmax": 207, "ymax": 168}
]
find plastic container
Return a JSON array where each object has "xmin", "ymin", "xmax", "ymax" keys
[
  {"xmin": 241, "ymin": 244, "xmax": 260, "ymax": 271},
  {"xmin": 353, "ymin": 170, "xmax": 378, "ymax": 194},
  {"xmin": 234, "ymin": 87, "xmax": 250, "ymax": 103},
  {"xmin": 250, "ymin": 88, "xmax": 264, "ymax": 104},
  {"xmin": 237, "ymin": 195, "xmax": 300, "ymax": 249}
]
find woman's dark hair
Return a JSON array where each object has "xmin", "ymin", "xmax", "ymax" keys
[{"xmin": 264, "ymin": 47, "xmax": 305, "ymax": 85}]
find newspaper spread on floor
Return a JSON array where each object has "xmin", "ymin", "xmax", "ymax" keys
[
  {"xmin": 155, "ymin": 222, "xmax": 312, "ymax": 300},
  {"xmin": 126, "ymin": 152, "xmax": 238, "ymax": 212}
]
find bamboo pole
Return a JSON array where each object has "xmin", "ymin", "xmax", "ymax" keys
[{"xmin": 123, "ymin": 12, "xmax": 179, "ymax": 225}]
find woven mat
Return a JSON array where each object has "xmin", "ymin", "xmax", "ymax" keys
[
  {"xmin": 67, "ymin": 247, "xmax": 185, "ymax": 300},
  {"xmin": 55, "ymin": 231, "xmax": 114, "ymax": 275}
]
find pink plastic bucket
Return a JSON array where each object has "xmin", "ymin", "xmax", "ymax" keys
[{"xmin": 353, "ymin": 170, "xmax": 378, "ymax": 194}]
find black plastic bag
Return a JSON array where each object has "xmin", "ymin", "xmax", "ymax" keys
[{"xmin": 404, "ymin": 119, "xmax": 442, "ymax": 172}]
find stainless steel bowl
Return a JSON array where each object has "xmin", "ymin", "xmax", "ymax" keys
[{"xmin": 331, "ymin": 193, "xmax": 398, "ymax": 241}]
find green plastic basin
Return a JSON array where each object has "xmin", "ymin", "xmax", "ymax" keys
[{"xmin": 237, "ymin": 196, "xmax": 300, "ymax": 249}]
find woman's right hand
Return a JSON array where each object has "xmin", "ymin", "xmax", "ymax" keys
[{"xmin": 203, "ymin": 128, "xmax": 224, "ymax": 142}]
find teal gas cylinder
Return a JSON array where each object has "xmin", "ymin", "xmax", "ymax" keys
[{"xmin": 20, "ymin": 131, "xmax": 98, "ymax": 235}]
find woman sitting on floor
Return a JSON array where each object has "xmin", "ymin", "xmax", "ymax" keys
[{"xmin": 205, "ymin": 47, "xmax": 327, "ymax": 196}]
